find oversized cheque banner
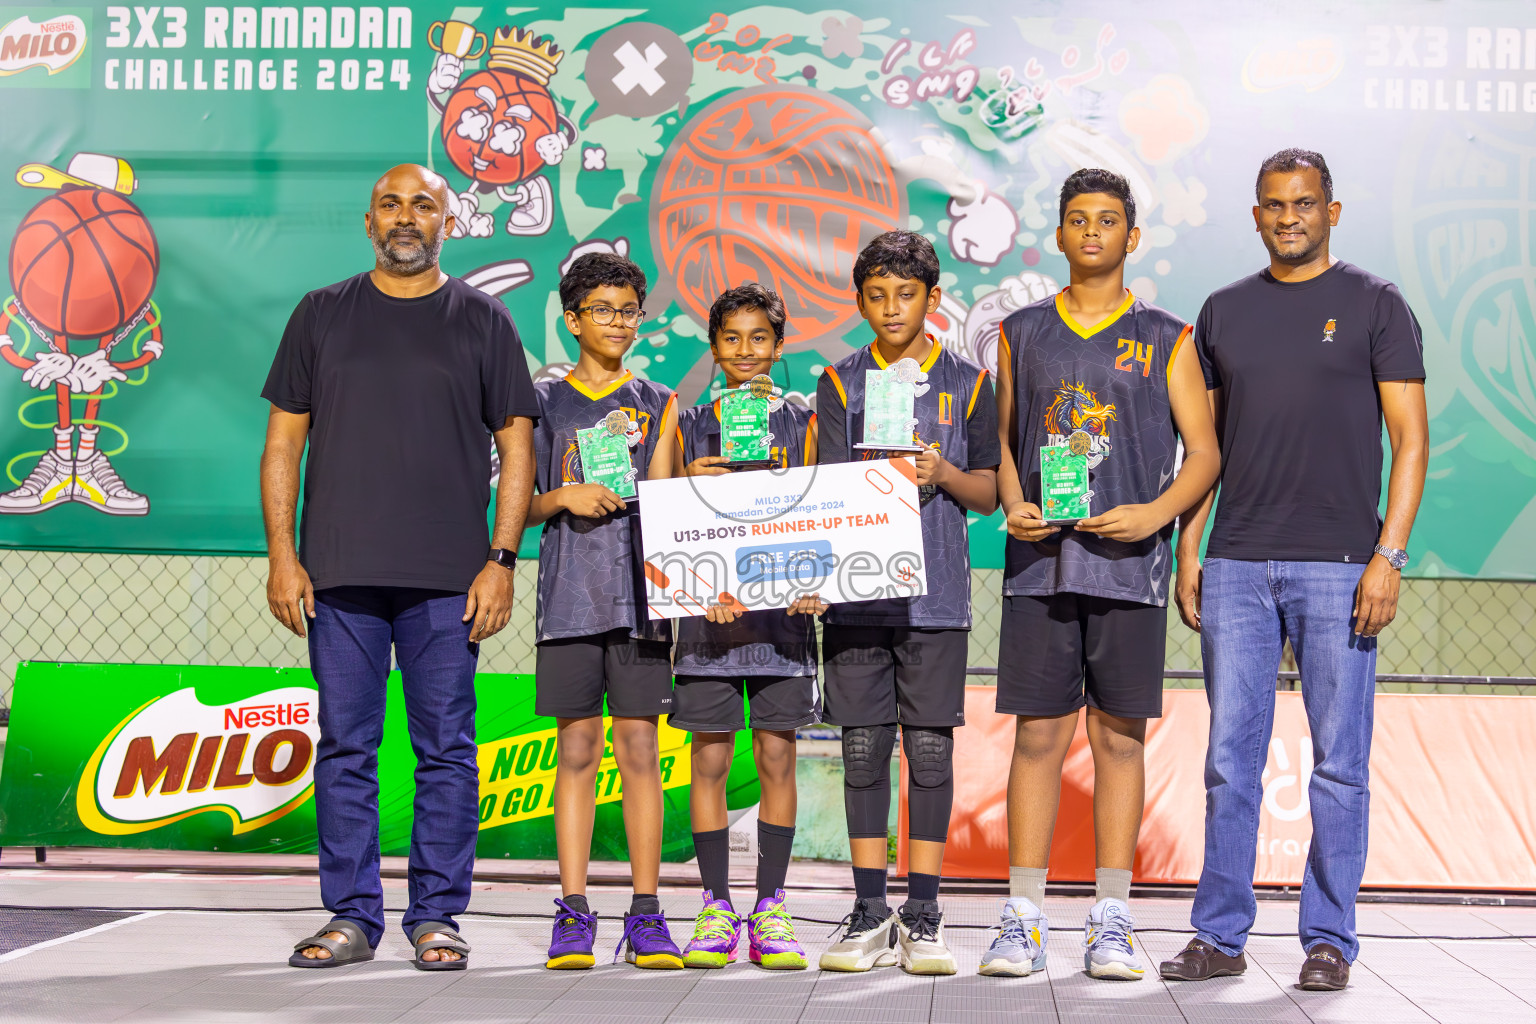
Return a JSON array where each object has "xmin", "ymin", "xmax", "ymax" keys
[
  {"xmin": 638, "ymin": 459, "xmax": 926, "ymax": 617},
  {"xmin": 0, "ymin": 662, "xmax": 761, "ymax": 859}
]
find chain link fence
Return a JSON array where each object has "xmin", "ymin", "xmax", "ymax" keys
[{"xmin": 0, "ymin": 549, "xmax": 1532, "ymax": 715}]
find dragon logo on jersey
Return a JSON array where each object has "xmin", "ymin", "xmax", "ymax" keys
[{"xmin": 1045, "ymin": 380, "xmax": 1116, "ymax": 468}]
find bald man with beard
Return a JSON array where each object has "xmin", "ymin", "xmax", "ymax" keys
[{"xmin": 261, "ymin": 165, "xmax": 539, "ymax": 970}]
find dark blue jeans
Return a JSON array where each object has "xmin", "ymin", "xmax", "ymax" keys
[
  {"xmin": 1191, "ymin": 558, "xmax": 1377, "ymax": 962},
  {"xmin": 308, "ymin": 586, "xmax": 479, "ymax": 947}
]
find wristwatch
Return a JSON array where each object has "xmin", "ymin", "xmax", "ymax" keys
[
  {"xmin": 1373, "ymin": 545, "xmax": 1408, "ymax": 571},
  {"xmin": 488, "ymin": 548, "xmax": 517, "ymax": 570}
]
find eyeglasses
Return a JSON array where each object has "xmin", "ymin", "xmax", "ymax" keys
[{"xmin": 577, "ymin": 304, "xmax": 646, "ymax": 327}]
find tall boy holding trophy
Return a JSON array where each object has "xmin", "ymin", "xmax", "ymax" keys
[{"xmin": 984, "ymin": 169, "xmax": 1219, "ymax": 980}]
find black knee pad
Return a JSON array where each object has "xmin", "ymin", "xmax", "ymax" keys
[
  {"xmin": 842, "ymin": 723, "xmax": 897, "ymax": 789},
  {"xmin": 903, "ymin": 726, "xmax": 954, "ymax": 789}
]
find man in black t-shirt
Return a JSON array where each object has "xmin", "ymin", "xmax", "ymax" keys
[
  {"xmin": 1159, "ymin": 151, "xmax": 1428, "ymax": 992},
  {"xmin": 261, "ymin": 164, "xmax": 538, "ymax": 971}
]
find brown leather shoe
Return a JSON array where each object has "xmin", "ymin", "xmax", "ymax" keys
[
  {"xmin": 1298, "ymin": 943, "xmax": 1350, "ymax": 990},
  {"xmin": 1159, "ymin": 939, "xmax": 1247, "ymax": 981}
]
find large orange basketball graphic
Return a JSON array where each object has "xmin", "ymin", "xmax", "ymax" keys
[
  {"xmin": 651, "ymin": 86, "xmax": 905, "ymax": 349},
  {"xmin": 441, "ymin": 68, "xmax": 561, "ymax": 187},
  {"xmin": 9, "ymin": 186, "xmax": 158, "ymax": 339}
]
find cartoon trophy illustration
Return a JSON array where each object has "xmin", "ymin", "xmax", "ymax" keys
[{"xmin": 427, "ymin": 25, "xmax": 578, "ymax": 237}]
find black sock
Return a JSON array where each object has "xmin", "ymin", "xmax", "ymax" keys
[
  {"xmin": 756, "ymin": 822, "xmax": 795, "ymax": 905},
  {"xmin": 907, "ymin": 871, "xmax": 941, "ymax": 903},
  {"xmin": 629, "ymin": 893, "xmax": 661, "ymax": 915},
  {"xmin": 562, "ymin": 893, "xmax": 590, "ymax": 915},
  {"xmin": 853, "ymin": 865, "xmax": 888, "ymax": 904},
  {"xmin": 692, "ymin": 827, "xmax": 731, "ymax": 909}
]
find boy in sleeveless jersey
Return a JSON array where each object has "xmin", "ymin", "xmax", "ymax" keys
[
  {"xmin": 528, "ymin": 253, "xmax": 683, "ymax": 970},
  {"xmin": 983, "ymin": 170, "xmax": 1220, "ymax": 980},
  {"xmin": 671, "ymin": 283, "xmax": 822, "ymax": 971},
  {"xmin": 816, "ymin": 231, "xmax": 1001, "ymax": 976}
]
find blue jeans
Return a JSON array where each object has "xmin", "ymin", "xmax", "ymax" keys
[
  {"xmin": 1191, "ymin": 558, "xmax": 1377, "ymax": 962},
  {"xmin": 308, "ymin": 586, "xmax": 479, "ymax": 947}
]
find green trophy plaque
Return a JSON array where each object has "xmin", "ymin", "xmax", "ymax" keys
[
  {"xmin": 576, "ymin": 410, "xmax": 640, "ymax": 500},
  {"xmin": 1040, "ymin": 430, "xmax": 1093, "ymax": 523},
  {"xmin": 857, "ymin": 358, "xmax": 928, "ymax": 451},
  {"xmin": 720, "ymin": 374, "xmax": 778, "ymax": 469}
]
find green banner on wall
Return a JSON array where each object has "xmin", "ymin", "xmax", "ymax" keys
[
  {"xmin": 1, "ymin": 3, "xmax": 1533, "ymax": 576},
  {"xmin": 0, "ymin": 662, "xmax": 759, "ymax": 859}
]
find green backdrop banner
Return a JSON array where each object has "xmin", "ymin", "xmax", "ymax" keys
[
  {"xmin": 0, "ymin": 662, "xmax": 760, "ymax": 858},
  {"xmin": 1, "ymin": 3, "xmax": 1533, "ymax": 576}
]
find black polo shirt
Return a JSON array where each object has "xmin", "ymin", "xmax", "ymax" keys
[
  {"xmin": 1194, "ymin": 261, "xmax": 1425, "ymax": 563},
  {"xmin": 262, "ymin": 272, "xmax": 538, "ymax": 592}
]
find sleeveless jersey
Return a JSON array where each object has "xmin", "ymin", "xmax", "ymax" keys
[
  {"xmin": 533, "ymin": 372, "xmax": 676, "ymax": 643},
  {"xmin": 818, "ymin": 340, "xmax": 1000, "ymax": 629},
  {"xmin": 1000, "ymin": 290, "xmax": 1190, "ymax": 607},
  {"xmin": 673, "ymin": 398, "xmax": 818, "ymax": 678}
]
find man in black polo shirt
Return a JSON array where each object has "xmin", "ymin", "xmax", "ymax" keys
[
  {"xmin": 1159, "ymin": 150, "xmax": 1427, "ymax": 991},
  {"xmin": 261, "ymin": 164, "xmax": 538, "ymax": 970}
]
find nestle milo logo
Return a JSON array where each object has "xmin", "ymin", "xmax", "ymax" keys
[
  {"xmin": 77, "ymin": 686, "xmax": 319, "ymax": 836},
  {"xmin": 0, "ymin": 14, "xmax": 86, "ymax": 76}
]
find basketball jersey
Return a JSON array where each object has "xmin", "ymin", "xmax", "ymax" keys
[
  {"xmin": 533, "ymin": 372, "xmax": 676, "ymax": 643},
  {"xmin": 1000, "ymin": 290, "xmax": 1190, "ymax": 607},
  {"xmin": 819, "ymin": 340, "xmax": 1000, "ymax": 629},
  {"xmin": 673, "ymin": 398, "xmax": 819, "ymax": 678}
]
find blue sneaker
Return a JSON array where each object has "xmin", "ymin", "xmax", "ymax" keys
[
  {"xmin": 546, "ymin": 898, "xmax": 597, "ymax": 969},
  {"xmin": 978, "ymin": 897, "xmax": 1048, "ymax": 977},
  {"xmin": 1083, "ymin": 898, "xmax": 1145, "ymax": 980},
  {"xmin": 615, "ymin": 910, "xmax": 684, "ymax": 969}
]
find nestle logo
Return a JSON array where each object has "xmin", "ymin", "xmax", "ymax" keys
[{"xmin": 223, "ymin": 702, "xmax": 311, "ymax": 730}]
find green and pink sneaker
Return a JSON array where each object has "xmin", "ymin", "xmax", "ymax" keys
[
  {"xmin": 748, "ymin": 890, "xmax": 807, "ymax": 970},
  {"xmin": 682, "ymin": 891, "xmax": 741, "ymax": 969}
]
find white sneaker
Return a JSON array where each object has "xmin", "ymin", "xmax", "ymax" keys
[
  {"xmin": 72, "ymin": 451, "xmax": 149, "ymax": 515},
  {"xmin": 1083, "ymin": 898, "xmax": 1145, "ymax": 980},
  {"xmin": 895, "ymin": 899, "xmax": 956, "ymax": 976},
  {"xmin": 818, "ymin": 897, "xmax": 896, "ymax": 972},
  {"xmin": 979, "ymin": 897, "xmax": 1048, "ymax": 977},
  {"xmin": 0, "ymin": 450, "xmax": 73, "ymax": 513}
]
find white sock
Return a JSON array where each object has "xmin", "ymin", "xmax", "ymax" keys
[
  {"xmin": 53, "ymin": 427, "xmax": 73, "ymax": 458},
  {"xmin": 1009, "ymin": 866, "xmax": 1048, "ymax": 909},
  {"xmin": 1095, "ymin": 867, "xmax": 1132, "ymax": 904},
  {"xmin": 77, "ymin": 426, "xmax": 99, "ymax": 458}
]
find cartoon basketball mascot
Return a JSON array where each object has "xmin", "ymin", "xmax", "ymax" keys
[
  {"xmin": 427, "ymin": 24, "xmax": 576, "ymax": 238},
  {"xmin": 1, "ymin": 153, "xmax": 162, "ymax": 515}
]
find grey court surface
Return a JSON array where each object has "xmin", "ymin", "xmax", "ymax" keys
[{"xmin": 2, "ymin": 864, "xmax": 1536, "ymax": 1023}]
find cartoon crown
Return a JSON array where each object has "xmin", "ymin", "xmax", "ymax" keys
[{"xmin": 487, "ymin": 27, "xmax": 563, "ymax": 86}]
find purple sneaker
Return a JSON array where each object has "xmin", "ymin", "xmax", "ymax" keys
[
  {"xmin": 545, "ymin": 898, "xmax": 597, "ymax": 969},
  {"xmin": 748, "ymin": 889, "xmax": 807, "ymax": 970},
  {"xmin": 682, "ymin": 891, "xmax": 742, "ymax": 968},
  {"xmin": 615, "ymin": 910, "xmax": 684, "ymax": 969}
]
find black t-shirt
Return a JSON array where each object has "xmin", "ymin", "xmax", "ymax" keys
[
  {"xmin": 1194, "ymin": 261, "xmax": 1425, "ymax": 562},
  {"xmin": 262, "ymin": 273, "xmax": 539, "ymax": 592}
]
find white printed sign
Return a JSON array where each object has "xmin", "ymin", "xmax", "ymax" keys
[{"xmin": 638, "ymin": 459, "xmax": 927, "ymax": 618}]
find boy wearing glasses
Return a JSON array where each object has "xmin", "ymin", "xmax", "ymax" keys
[{"xmin": 528, "ymin": 252, "xmax": 682, "ymax": 970}]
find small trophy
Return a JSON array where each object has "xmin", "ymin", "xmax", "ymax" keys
[
  {"xmin": 856, "ymin": 358, "xmax": 928, "ymax": 451},
  {"xmin": 720, "ymin": 373, "xmax": 780, "ymax": 469},
  {"xmin": 576, "ymin": 410, "xmax": 642, "ymax": 500},
  {"xmin": 1040, "ymin": 429, "xmax": 1094, "ymax": 524}
]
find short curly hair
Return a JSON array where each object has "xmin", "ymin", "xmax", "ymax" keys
[
  {"xmin": 852, "ymin": 230, "xmax": 940, "ymax": 292},
  {"xmin": 1256, "ymin": 148, "xmax": 1333, "ymax": 203},
  {"xmin": 558, "ymin": 252, "xmax": 648, "ymax": 313},
  {"xmin": 1059, "ymin": 168, "xmax": 1136, "ymax": 230},
  {"xmin": 708, "ymin": 282, "xmax": 786, "ymax": 343}
]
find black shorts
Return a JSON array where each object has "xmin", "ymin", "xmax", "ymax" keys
[
  {"xmin": 995, "ymin": 593, "xmax": 1166, "ymax": 719},
  {"xmin": 821, "ymin": 625, "xmax": 968, "ymax": 728},
  {"xmin": 535, "ymin": 629, "xmax": 674, "ymax": 719},
  {"xmin": 669, "ymin": 674, "xmax": 821, "ymax": 733}
]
